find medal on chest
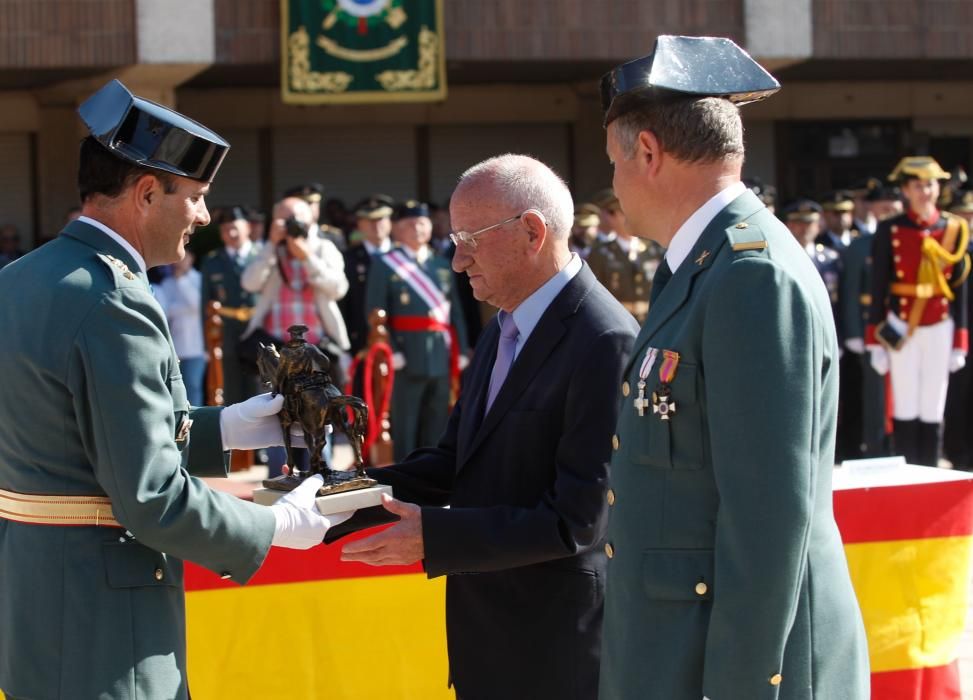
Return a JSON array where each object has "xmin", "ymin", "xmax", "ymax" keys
[
  {"xmin": 400, "ymin": 290, "xmax": 411, "ymax": 305},
  {"xmin": 652, "ymin": 350, "xmax": 680, "ymax": 420},
  {"xmin": 634, "ymin": 347, "xmax": 658, "ymax": 417}
]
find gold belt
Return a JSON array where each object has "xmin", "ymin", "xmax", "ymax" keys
[
  {"xmin": 217, "ymin": 306, "xmax": 255, "ymax": 322},
  {"xmin": 890, "ymin": 282, "xmax": 937, "ymax": 299},
  {"xmin": 0, "ymin": 488, "xmax": 121, "ymax": 528},
  {"xmin": 621, "ymin": 300, "xmax": 650, "ymax": 316}
]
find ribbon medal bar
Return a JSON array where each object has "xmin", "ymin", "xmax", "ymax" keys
[
  {"xmin": 634, "ymin": 347, "xmax": 659, "ymax": 417},
  {"xmin": 652, "ymin": 350, "xmax": 680, "ymax": 421}
]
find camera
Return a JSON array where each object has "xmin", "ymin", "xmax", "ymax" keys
[{"xmin": 284, "ymin": 217, "xmax": 311, "ymax": 239}]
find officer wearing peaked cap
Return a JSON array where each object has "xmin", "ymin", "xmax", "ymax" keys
[
  {"xmin": 200, "ymin": 204, "xmax": 262, "ymax": 405},
  {"xmin": 0, "ymin": 80, "xmax": 346, "ymax": 700},
  {"xmin": 839, "ymin": 183, "xmax": 902, "ymax": 458},
  {"xmin": 587, "ymin": 188, "xmax": 664, "ymax": 324},
  {"xmin": 598, "ymin": 36, "xmax": 869, "ymax": 700},
  {"xmin": 866, "ymin": 156, "xmax": 971, "ymax": 467}
]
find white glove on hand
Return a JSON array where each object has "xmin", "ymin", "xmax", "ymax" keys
[
  {"xmin": 219, "ymin": 393, "xmax": 288, "ymax": 450},
  {"xmin": 869, "ymin": 346, "xmax": 890, "ymax": 376},
  {"xmin": 270, "ymin": 475, "xmax": 354, "ymax": 549},
  {"xmin": 845, "ymin": 337, "xmax": 865, "ymax": 355},
  {"xmin": 458, "ymin": 353, "xmax": 470, "ymax": 371},
  {"xmin": 950, "ymin": 350, "xmax": 967, "ymax": 373},
  {"xmin": 392, "ymin": 352, "xmax": 406, "ymax": 370}
]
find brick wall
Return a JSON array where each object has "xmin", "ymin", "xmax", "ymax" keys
[{"xmin": 0, "ymin": 0, "xmax": 135, "ymax": 68}]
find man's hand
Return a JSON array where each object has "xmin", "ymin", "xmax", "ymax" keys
[
  {"xmin": 285, "ymin": 236, "xmax": 310, "ymax": 261},
  {"xmin": 340, "ymin": 494, "xmax": 424, "ymax": 566},
  {"xmin": 950, "ymin": 349, "xmax": 967, "ymax": 373},
  {"xmin": 869, "ymin": 346, "xmax": 890, "ymax": 376},
  {"xmin": 220, "ymin": 392, "xmax": 285, "ymax": 450}
]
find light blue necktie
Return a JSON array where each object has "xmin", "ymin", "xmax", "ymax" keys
[{"xmin": 485, "ymin": 313, "xmax": 519, "ymax": 412}]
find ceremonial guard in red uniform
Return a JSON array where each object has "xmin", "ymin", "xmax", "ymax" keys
[{"xmin": 867, "ymin": 157, "xmax": 971, "ymax": 466}]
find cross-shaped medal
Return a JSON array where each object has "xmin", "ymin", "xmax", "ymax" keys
[
  {"xmin": 694, "ymin": 250, "xmax": 710, "ymax": 266},
  {"xmin": 634, "ymin": 381, "xmax": 651, "ymax": 416}
]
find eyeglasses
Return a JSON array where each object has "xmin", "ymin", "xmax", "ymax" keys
[{"xmin": 449, "ymin": 209, "xmax": 544, "ymax": 250}]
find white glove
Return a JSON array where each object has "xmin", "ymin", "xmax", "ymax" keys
[
  {"xmin": 950, "ymin": 350, "xmax": 967, "ymax": 373},
  {"xmin": 869, "ymin": 346, "xmax": 890, "ymax": 376},
  {"xmin": 845, "ymin": 337, "xmax": 865, "ymax": 355},
  {"xmin": 392, "ymin": 352, "xmax": 406, "ymax": 370},
  {"xmin": 458, "ymin": 353, "xmax": 470, "ymax": 371},
  {"xmin": 220, "ymin": 393, "xmax": 294, "ymax": 450},
  {"xmin": 270, "ymin": 475, "xmax": 354, "ymax": 549}
]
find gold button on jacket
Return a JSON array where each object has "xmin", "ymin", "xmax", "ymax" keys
[
  {"xmin": 605, "ymin": 543, "xmax": 614, "ymax": 558},
  {"xmin": 769, "ymin": 673, "xmax": 783, "ymax": 686},
  {"xmin": 695, "ymin": 582, "xmax": 708, "ymax": 596},
  {"xmin": 607, "ymin": 489, "xmax": 616, "ymax": 506},
  {"xmin": 154, "ymin": 568, "xmax": 164, "ymax": 581}
]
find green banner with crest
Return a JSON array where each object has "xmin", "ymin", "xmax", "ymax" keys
[{"xmin": 281, "ymin": 0, "xmax": 446, "ymax": 104}]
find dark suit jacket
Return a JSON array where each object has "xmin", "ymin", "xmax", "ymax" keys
[
  {"xmin": 339, "ymin": 244, "xmax": 373, "ymax": 355},
  {"xmin": 369, "ymin": 264, "xmax": 638, "ymax": 700}
]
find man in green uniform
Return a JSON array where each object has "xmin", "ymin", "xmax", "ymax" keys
[
  {"xmin": 598, "ymin": 37, "xmax": 869, "ymax": 699},
  {"xmin": 587, "ymin": 188, "xmax": 663, "ymax": 323},
  {"xmin": 200, "ymin": 205, "xmax": 261, "ymax": 405},
  {"xmin": 365, "ymin": 200, "xmax": 468, "ymax": 460},
  {"xmin": 0, "ymin": 80, "xmax": 348, "ymax": 700}
]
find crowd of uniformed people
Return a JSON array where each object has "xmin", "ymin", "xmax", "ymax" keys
[{"xmin": 2, "ymin": 155, "xmax": 970, "ymax": 474}]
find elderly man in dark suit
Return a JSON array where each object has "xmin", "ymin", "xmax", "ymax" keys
[{"xmin": 340, "ymin": 154, "xmax": 638, "ymax": 700}]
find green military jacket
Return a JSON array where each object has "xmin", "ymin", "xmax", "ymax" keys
[
  {"xmin": 0, "ymin": 221, "xmax": 275, "ymax": 700},
  {"xmin": 200, "ymin": 244, "xmax": 261, "ymax": 405},
  {"xmin": 364, "ymin": 246, "xmax": 468, "ymax": 378},
  {"xmin": 587, "ymin": 235, "xmax": 663, "ymax": 323},
  {"xmin": 599, "ymin": 192, "xmax": 869, "ymax": 700}
]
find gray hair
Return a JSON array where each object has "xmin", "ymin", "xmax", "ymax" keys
[
  {"xmin": 455, "ymin": 154, "xmax": 574, "ymax": 241},
  {"xmin": 613, "ymin": 96, "xmax": 744, "ymax": 164}
]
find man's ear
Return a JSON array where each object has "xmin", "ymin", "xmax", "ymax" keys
[
  {"xmin": 132, "ymin": 174, "xmax": 159, "ymax": 214},
  {"xmin": 522, "ymin": 210, "xmax": 547, "ymax": 253},
  {"xmin": 637, "ymin": 129, "xmax": 663, "ymax": 178}
]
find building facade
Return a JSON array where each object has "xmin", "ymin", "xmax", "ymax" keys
[{"xmin": 2, "ymin": 0, "xmax": 973, "ymax": 244}]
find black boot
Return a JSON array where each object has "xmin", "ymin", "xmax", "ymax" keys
[
  {"xmin": 917, "ymin": 421, "xmax": 944, "ymax": 468},
  {"xmin": 893, "ymin": 419, "xmax": 921, "ymax": 465}
]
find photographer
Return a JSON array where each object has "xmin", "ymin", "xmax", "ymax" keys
[{"xmin": 241, "ymin": 196, "xmax": 350, "ymax": 474}]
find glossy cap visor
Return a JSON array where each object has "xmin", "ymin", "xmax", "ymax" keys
[
  {"xmin": 600, "ymin": 36, "xmax": 781, "ymax": 122},
  {"xmin": 79, "ymin": 80, "xmax": 229, "ymax": 182}
]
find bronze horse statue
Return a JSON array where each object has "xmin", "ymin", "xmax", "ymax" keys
[{"xmin": 256, "ymin": 338, "xmax": 368, "ymax": 479}]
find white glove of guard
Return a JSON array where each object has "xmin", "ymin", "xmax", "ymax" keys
[
  {"xmin": 845, "ymin": 337, "xmax": 865, "ymax": 355},
  {"xmin": 950, "ymin": 350, "xmax": 967, "ymax": 374},
  {"xmin": 869, "ymin": 346, "xmax": 890, "ymax": 376},
  {"xmin": 270, "ymin": 475, "xmax": 355, "ymax": 549},
  {"xmin": 392, "ymin": 352, "xmax": 406, "ymax": 370},
  {"xmin": 220, "ymin": 392, "xmax": 306, "ymax": 451},
  {"xmin": 458, "ymin": 353, "xmax": 471, "ymax": 371}
]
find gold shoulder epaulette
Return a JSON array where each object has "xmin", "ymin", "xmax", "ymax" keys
[
  {"xmin": 726, "ymin": 221, "xmax": 769, "ymax": 252},
  {"xmin": 96, "ymin": 253, "xmax": 136, "ymax": 281}
]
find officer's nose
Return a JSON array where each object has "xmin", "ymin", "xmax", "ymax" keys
[{"xmin": 197, "ymin": 198, "xmax": 211, "ymax": 227}]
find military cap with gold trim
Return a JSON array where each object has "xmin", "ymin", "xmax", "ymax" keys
[
  {"xmin": 574, "ymin": 203, "xmax": 601, "ymax": 228},
  {"xmin": 887, "ymin": 156, "xmax": 950, "ymax": 184},
  {"xmin": 949, "ymin": 189, "xmax": 973, "ymax": 214},
  {"xmin": 392, "ymin": 200, "xmax": 430, "ymax": 221},
  {"xmin": 354, "ymin": 195, "xmax": 394, "ymax": 220},
  {"xmin": 821, "ymin": 190, "xmax": 855, "ymax": 212},
  {"xmin": 600, "ymin": 35, "xmax": 781, "ymax": 125},
  {"xmin": 78, "ymin": 79, "xmax": 229, "ymax": 183},
  {"xmin": 781, "ymin": 199, "xmax": 822, "ymax": 223},
  {"xmin": 591, "ymin": 188, "xmax": 619, "ymax": 210},
  {"xmin": 283, "ymin": 182, "xmax": 325, "ymax": 203},
  {"xmin": 214, "ymin": 205, "xmax": 248, "ymax": 227}
]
